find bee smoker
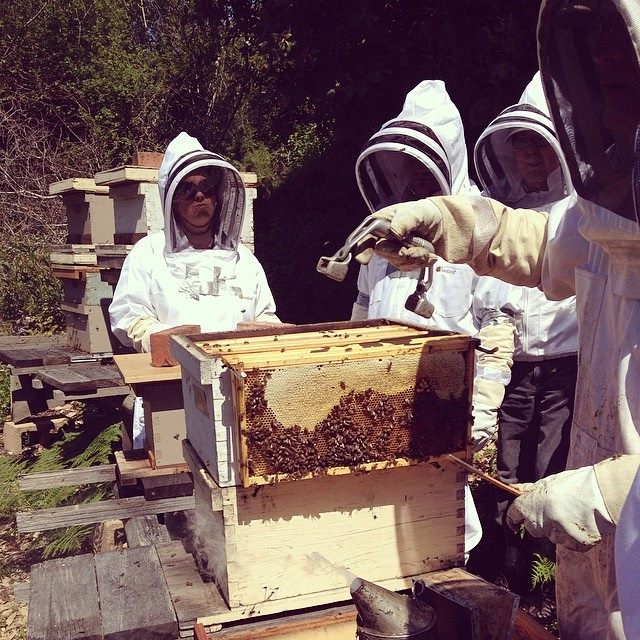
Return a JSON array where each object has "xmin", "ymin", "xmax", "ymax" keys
[{"xmin": 350, "ymin": 577, "xmax": 437, "ymax": 640}]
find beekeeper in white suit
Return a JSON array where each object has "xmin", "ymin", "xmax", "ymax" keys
[
  {"xmin": 353, "ymin": 1, "xmax": 640, "ymax": 638},
  {"xmin": 110, "ymin": 132, "xmax": 279, "ymax": 445},
  {"xmin": 351, "ymin": 80, "xmax": 516, "ymax": 555},
  {"xmin": 473, "ymin": 71, "xmax": 578, "ymax": 594}
]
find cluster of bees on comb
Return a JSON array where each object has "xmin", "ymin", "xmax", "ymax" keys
[{"xmin": 242, "ymin": 370, "xmax": 468, "ymax": 480}]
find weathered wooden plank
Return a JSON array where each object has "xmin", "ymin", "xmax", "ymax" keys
[
  {"xmin": 71, "ymin": 364, "xmax": 124, "ymax": 388},
  {"xmin": 13, "ymin": 579, "xmax": 30, "ymax": 604},
  {"xmin": 115, "ymin": 450, "xmax": 190, "ymax": 485},
  {"xmin": 155, "ymin": 541, "xmax": 227, "ymax": 629},
  {"xmin": 49, "ymin": 178, "xmax": 109, "ymax": 196},
  {"xmin": 36, "ymin": 366, "xmax": 97, "ymax": 392},
  {"xmin": 16, "ymin": 495, "xmax": 196, "ymax": 533},
  {"xmin": 124, "ymin": 515, "xmax": 170, "ymax": 547},
  {"xmin": 141, "ymin": 472, "xmax": 193, "ymax": 501},
  {"xmin": 94, "ymin": 166, "xmax": 159, "ymax": 185},
  {"xmin": 27, "ymin": 553, "xmax": 102, "ymax": 640},
  {"xmin": 95, "ymin": 546, "xmax": 178, "ymax": 640},
  {"xmin": 210, "ymin": 603, "xmax": 357, "ymax": 639},
  {"xmin": 0, "ymin": 347, "xmax": 76, "ymax": 368},
  {"xmin": 0, "ymin": 334, "xmax": 67, "ymax": 350},
  {"xmin": 19, "ymin": 465, "xmax": 116, "ymax": 490}
]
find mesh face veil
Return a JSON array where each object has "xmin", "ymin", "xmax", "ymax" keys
[
  {"xmin": 474, "ymin": 102, "xmax": 571, "ymax": 209},
  {"xmin": 538, "ymin": 0, "xmax": 640, "ymax": 219},
  {"xmin": 356, "ymin": 121, "xmax": 451, "ymax": 212}
]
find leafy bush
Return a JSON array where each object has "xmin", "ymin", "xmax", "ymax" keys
[{"xmin": 0, "ymin": 235, "xmax": 64, "ymax": 335}]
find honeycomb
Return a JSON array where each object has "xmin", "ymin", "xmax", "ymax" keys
[{"xmin": 240, "ymin": 350, "xmax": 470, "ymax": 480}]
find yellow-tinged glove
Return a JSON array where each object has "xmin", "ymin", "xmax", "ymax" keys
[
  {"xmin": 506, "ymin": 466, "xmax": 615, "ymax": 552},
  {"xmin": 471, "ymin": 377, "xmax": 505, "ymax": 452}
]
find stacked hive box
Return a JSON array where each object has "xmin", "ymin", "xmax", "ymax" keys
[{"xmin": 171, "ymin": 320, "xmax": 476, "ymax": 621}]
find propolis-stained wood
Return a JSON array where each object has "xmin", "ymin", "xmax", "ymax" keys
[{"xmin": 171, "ymin": 319, "xmax": 476, "ymax": 488}]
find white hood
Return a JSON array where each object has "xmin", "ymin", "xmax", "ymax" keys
[
  {"xmin": 538, "ymin": 0, "xmax": 640, "ymax": 222},
  {"xmin": 355, "ymin": 80, "xmax": 474, "ymax": 211},
  {"xmin": 473, "ymin": 71, "xmax": 572, "ymax": 210},
  {"xmin": 158, "ymin": 132, "xmax": 246, "ymax": 253}
]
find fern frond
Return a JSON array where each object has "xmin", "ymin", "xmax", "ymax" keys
[
  {"xmin": 41, "ymin": 525, "xmax": 93, "ymax": 559},
  {"xmin": 531, "ymin": 553, "xmax": 556, "ymax": 589}
]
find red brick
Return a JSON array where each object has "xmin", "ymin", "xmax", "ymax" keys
[{"xmin": 150, "ymin": 324, "xmax": 201, "ymax": 367}]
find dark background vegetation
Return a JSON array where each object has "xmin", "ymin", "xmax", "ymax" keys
[{"xmin": 0, "ymin": 0, "xmax": 539, "ymax": 331}]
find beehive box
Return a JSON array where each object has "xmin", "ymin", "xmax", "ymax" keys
[
  {"xmin": 171, "ymin": 320, "xmax": 475, "ymax": 488},
  {"xmin": 49, "ymin": 178, "xmax": 115, "ymax": 244}
]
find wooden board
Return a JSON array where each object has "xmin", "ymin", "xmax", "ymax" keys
[
  {"xmin": 50, "ymin": 252, "xmax": 98, "ymax": 266},
  {"xmin": 114, "ymin": 352, "xmax": 182, "ymax": 384},
  {"xmin": 95, "ymin": 545, "xmax": 178, "ymax": 640},
  {"xmin": 19, "ymin": 465, "xmax": 116, "ymax": 490},
  {"xmin": 141, "ymin": 472, "xmax": 193, "ymax": 500},
  {"xmin": 115, "ymin": 449, "xmax": 190, "ymax": 485},
  {"xmin": 27, "ymin": 553, "xmax": 101, "ymax": 640},
  {"xmin": 209, "ymin": 604, "xmax": 357, "ymax": 639},
  {"xmin": 49, "ymin": 178, "xmax": 109, "ymax": 195},
  {"xmin": 156, "ymin": 540, "xmax": 228, "ymax": 630},
  {"xmin": 94, "ymin": 165, "xmax": 159, "ymax": 185},
  {"xmin": 36, "ymin": 363, "xmax": 123, "ymax": 393},
  {"xmin": 16, "ymin": 494, "xmax": 195, "ymax": 533},
  {"xmin": 124, "ymin": 515, "xmax": 171, "ymax": 547},
  {"xmin": 0, "ymin": 346, "xmax": 79, "ymax": 368}
]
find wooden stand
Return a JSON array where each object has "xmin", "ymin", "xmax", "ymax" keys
[{"xmin": 114, "ymin": 353, "xmax": 187, "ymax": 468}]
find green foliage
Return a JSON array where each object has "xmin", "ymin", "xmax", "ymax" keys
[
  {"xmin": 0, "ymin": 420, "xmax": 122, "ymax": 558},
  {"xmin": 41, "ymin": 525, "xmax": 94, "ymax": 559},
  {"xmin": 0, "ymin": 235, "xmax": 64, "ymax": 335},
  {"xmin": 0, "ymin": 0, "xmax": 542, "ymax": 323},
  {"xmin": 531, "ymin": 552, "xmax": 556, "ymax": 589}
]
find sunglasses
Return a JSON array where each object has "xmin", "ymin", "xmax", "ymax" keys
[{"xmin": 174, "ymin": 177, "xmax": 218, "ymax": 201}]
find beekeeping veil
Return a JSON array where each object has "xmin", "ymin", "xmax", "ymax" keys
[
  {"xmin": 538, "ymin": 0, "xmax": 640, "ymax": 222},
  {"xmin": 355, "ymin": 80, "xmax": 473, "ymax": 212},
  {"xmin": 158, "ymin": 132, "xmax": 246, "ymax": 253},
  {"xmin": 473, "ymin": 71, "xmax": 572, "ymax": 209}
]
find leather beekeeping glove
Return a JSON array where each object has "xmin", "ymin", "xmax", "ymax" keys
[
  {"xmin": 127, "ymin": 316, "xmax": 171, "ymax": 353},
  {"xmin": 506, "ymin": 466, "xmax": 616, "ymax": 552},
  {"xmin": 471, "ymin": 377, "xmax": 505, "ymax": 452},
  {"xmin": 363, "ymin": 196, "xmax": 547, "ymax": 287}
]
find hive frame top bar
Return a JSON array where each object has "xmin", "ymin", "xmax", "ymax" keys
[{"xmin": 191, "ymin": 318, "xmax": 457, "ymax": 345}]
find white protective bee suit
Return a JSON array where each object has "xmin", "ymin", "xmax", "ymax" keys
[
  {"xmin": 474, "ymin": 73, "xmax": 579, "ymax": 587},
  {"xmin": 351, "ymin": 80, "xmax": 517, "ymax": 554},
  {"xmin": 110, "ymin": 132, "xmax": 278, "ymax": 352},
  {"xmin": 110, "ymin": 133, "xmax": 278, "ymax": 446},
  {"xmin": 355, "ymin": 2, "xmax": 640, "ymax": 638}
]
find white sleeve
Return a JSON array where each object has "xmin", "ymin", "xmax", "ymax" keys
[
  {"xmin": 541, "ymin": 195, "xmax": 590, "ymax": 300},
  {"xmin": 351, "ymin": 264, "xmax": 371, "ymax": 320},
  {"xmin": 616, "ymin": 463, "xmax": 640, "ymax": 638},
  {"xmin": 252, "ymin": 260, "xmax": 280, "ymax": 323},
  {"xmin": 108, "ymin": 242, "xmax": 169, "ymax": 351}
]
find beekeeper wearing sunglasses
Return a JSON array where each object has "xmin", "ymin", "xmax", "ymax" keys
[{"xmin": 110, "ymin": 132, "xmax": 279, "ymax": 353}]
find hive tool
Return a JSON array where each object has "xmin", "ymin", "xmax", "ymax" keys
[{"xmin": 317, "ymin": 215, "xmax": 437, "ymax": 318}]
